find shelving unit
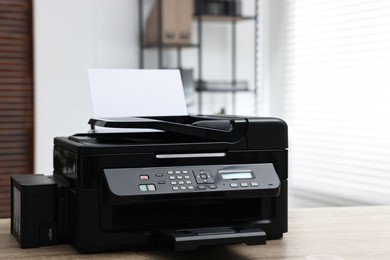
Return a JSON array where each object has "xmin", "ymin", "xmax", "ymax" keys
[
  {"xmin": 139, "ymin": 0, "xmax": 196, "ymax": 70},
  {"xmin": 139, "ymin": 0, "xmax": 259, "ymax": 114}
]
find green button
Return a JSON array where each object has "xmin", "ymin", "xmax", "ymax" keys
[{"xmin": 139, "ymin": 185, "xmax": 147, "ymax": 192}]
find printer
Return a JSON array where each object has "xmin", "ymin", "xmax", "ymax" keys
[{"xmin": 11, "ymin": 115, "xmax": 288, "ymax": 252}]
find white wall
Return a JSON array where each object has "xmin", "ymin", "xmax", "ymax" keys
[
  {"xmin": 260, "ymin": 0, "xmax": 286, "ymax": 117},
  {"xmin": 34, "ymin": 0, "xmax": 139, "ymax": 175},
  {"xmin": 34, "ymin": 0, "xmax": 257, "ymax": 175}
]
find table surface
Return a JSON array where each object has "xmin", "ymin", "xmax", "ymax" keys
[{"xmin": 1, "ymin": 206, "xmax": 390, "ymax": 260}]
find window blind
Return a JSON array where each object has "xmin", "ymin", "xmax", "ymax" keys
[
  {"xmin": 273, "ymin": 0, "xmax": 390, "ymax": 206},
  {"xmin": 0, "ymin": 0, "xmax": 34, "ymax": 217}
]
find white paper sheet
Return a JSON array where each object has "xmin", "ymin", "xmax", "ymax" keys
[
  {"xmin": 88, "ymin": 69, "xmax": 188, "ymax": 132},
  {"xmin": 89, "ymin": 69, "xmax": 188, "ymax": 117}
]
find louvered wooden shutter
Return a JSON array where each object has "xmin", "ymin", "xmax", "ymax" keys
[{"xmin": 0, "ymin": 0, "xmax": 34, "ymax": 218}]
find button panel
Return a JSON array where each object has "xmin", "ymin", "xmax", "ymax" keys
[
  {"xmin": 136, "ymin": 168, "xmax": 267, "ymax": 193},
  {"xmin": 139, "ymin": 184, "xmax": 155, "ymax": 192},
  {"xmin": 162, "ymin": 169, "xmax": 198, "ymax": 192},
  {"xmin": 104, "ymin": 163, "xmax": 281, "ymax": 198},
  {"xmin": 193, "ymin": 169, "xmax": 215, "ymax": 184}
]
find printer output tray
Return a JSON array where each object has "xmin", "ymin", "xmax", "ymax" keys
[{"xmin": 152, "ymin": 226, "xmax": 266, "ymax": 251}]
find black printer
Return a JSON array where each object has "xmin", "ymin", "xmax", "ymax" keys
[{"xmin": 11, "ymin": 115, "xmax": 288, "ymax": 252}]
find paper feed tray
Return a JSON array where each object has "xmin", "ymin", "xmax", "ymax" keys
[{"xmin": 88, "ymin": 115, "xmax": 248, "ymax": 142}]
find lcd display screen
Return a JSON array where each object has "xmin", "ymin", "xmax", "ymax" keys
[{"xmin": 221, "ymin": 172, "xmax": 253, "ymax": 180}]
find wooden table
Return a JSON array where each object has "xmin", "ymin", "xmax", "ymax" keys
[{"xmin": 1, "ymin": 206, "xmax": 390, "ymax": 259}]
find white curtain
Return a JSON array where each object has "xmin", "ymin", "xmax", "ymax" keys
[{"xmin": 267, "ymin": 0, "xmax": 390, "ymax": 206}]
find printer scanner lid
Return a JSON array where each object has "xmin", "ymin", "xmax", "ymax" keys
[{"xmin": 56, "ymin": 115, "xmax": 287, "ymax": 154}]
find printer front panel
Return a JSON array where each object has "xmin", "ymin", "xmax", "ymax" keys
[
  {"xmin": 56, "ymin": 143, "xmax": 287, "ymax": 251},
  {"xmin": 103, "ymin": 163, "xmax": 281, "ymax": 201},
  {"xmin": 95, "ymin": 150, "xmax": 288, "ymax": 238},
  {"xmin": 50, "ymin": 116, "xmax": 288, "ymax": 251}
]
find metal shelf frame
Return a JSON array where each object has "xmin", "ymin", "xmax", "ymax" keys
[{"xmin": 139, "ymin": 0, "xmax": 259, "ymax": 114}]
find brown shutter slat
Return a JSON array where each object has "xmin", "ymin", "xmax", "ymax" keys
[{"xmin": 0, "ymin": 0, "xmax": 33, "ymax": 218}]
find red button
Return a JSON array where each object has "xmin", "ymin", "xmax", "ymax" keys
[{"xmin": 140, "ymin": 175, "xmax": 149, "ymax": 180}]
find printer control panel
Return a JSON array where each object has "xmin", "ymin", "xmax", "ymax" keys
[{"xmin": 104, "ymin": 163, "xmax": 280, "ymax": 200}]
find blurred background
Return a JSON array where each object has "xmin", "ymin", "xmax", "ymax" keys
[{"xmin": 1, "ymin": 0, "xmax": 390, "ymax": 218}]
